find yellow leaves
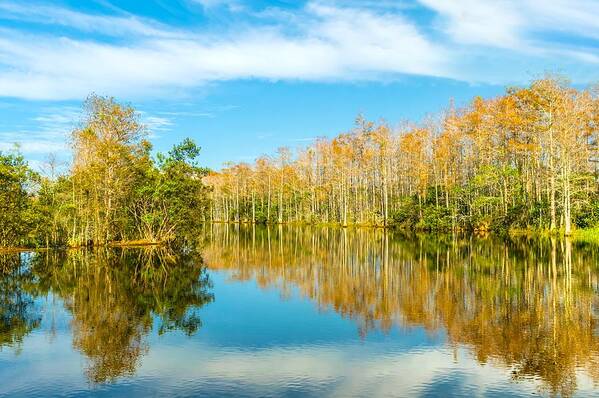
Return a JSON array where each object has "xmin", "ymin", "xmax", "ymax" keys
[
  {"xmin": 83, "ymin": 94, "xmax": 145, "ymax": 144},
  {"xmin": 462, "ymin": 95, "xmax": 489, "ymax": 132},
  {"xmin": 208, "ymin": 75, "xmax": 598, "ymax": 227},
  {"xmin": 492, "ymin": 94, "xmax": 525, "ymax": 132},
  {"xmin": 507, "ymin": 139, "xmax": 540, "ymax": 155}
]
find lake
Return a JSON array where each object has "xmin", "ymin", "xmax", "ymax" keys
[{"xmin": 1, "ymin": 225, "xmax": 599, "ymax": 397}]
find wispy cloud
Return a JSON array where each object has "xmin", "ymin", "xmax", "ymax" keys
[
  {"xmin": 0, "ymin": 0, "xmax": 598, "ymax": 102},
  {"xmin": 158, "ymin": 111, "xmax": 215, "ymax": 117},
  {"xmin": 191, "ymin": 0, "xmax": 242, "ymax": 11},
  {"xmin": 0, "ymin": 106, "xmax": 79, "ymax": 161},
  {"xmin": 0, "ymin": 137, "xmax": 65, "ymax": 154},
  {"xmin": 0, "ymin": 1, "xmax": 448, "ymax": 100},
  {"xmin": 0, "ymin": 2, "xmax": 183, "ymax": 38},
  {"xmin": 418, "ymin": 0, "xmax": 524, "ymax": 49},
  {"xmin": 419, "ymin": 0, "xmax": 599, "ymax": 51},
  {"xmin": 141, "ymin": 115, "xmax": 173, "ymax": 138},
  {"xmin": 256, "ymin": 133, "xmax": 274, "ymax": 140}
]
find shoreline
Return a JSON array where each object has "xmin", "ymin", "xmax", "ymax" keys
[
  {"xmin": 209, "ymin": 221, "xmax": 599, "ymax": 240},
  {"xmin": 0, "ymin": 239, "xmax": 164, "ymax": 253},
  {"xmin": 2, "ymin": 225, "xmax": 598, "ymax": 252}
]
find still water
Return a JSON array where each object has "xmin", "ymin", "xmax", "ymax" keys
[{"xmin": 1, "ymin": 225, "xmax": 599, "ymax": 397}]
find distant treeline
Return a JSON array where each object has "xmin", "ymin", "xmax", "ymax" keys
[
  {"xmin": 0, "ymin": 95, "xmax": 210, "ymax": 248},
  {"xmin": 205, "ymin": 76, "xmax": 599, "ymax": 235},
  {"xmin": 1, "ymin": 76, "xmax": 598, "ymax": 248}
]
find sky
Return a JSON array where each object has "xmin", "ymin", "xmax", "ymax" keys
[{"xmin": 0, "ymin": 0, "xmax": 598, "ymax": 171}]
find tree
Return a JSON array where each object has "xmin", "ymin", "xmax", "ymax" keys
[
  {"xmin": 132, "ymin": 139, "xmax": 211, "ymax": 243},
  {"xmin": 0, "ymin": 150, "xmax": 37, "ymax": 247},
  {"xmin": 70, "ymin": 94, "xmax": 149, "ymax": 245}
]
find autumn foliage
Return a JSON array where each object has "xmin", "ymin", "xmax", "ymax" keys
[{"xmin": 205, "ymin": 77, "xmax": 599, "ymax": 234}]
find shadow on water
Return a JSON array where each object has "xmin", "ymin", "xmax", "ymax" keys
[
  {"xmin": 0, "ymin": 246, "xmax": 214, "ymax": 384},
  {"xmin": 201, "ymin": 224, "xmax": 599, "ymax": 397}
]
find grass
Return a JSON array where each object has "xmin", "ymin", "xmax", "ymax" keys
[
  {"xmin": 0, "ymin": 239, "xmax": 164, "ymax": 252},
  {"xmin": 572, "ymin": 227, "xmax": 599, "ymax": 244},
  {"xmin": 0, "ymin": 247, "xmax": 49, "ymax": 253},
  {"xmin": 108, "ymin": 239, "xmax": 163, "ymax": 247},
  {"xmin": 508, "ymin": 226, "xmax": 599, "ymax": 245}
]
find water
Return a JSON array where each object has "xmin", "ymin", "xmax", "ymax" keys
[{"xmin": 1, "ymin": 225, "xmax": 599, "ymax": 397}]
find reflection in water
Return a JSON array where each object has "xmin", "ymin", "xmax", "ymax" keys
[
  {"xmin": 201, "ymin": 224, "xmax": 599, "ymax": 397},
  {"xmin": 0, "ymin": 247, "xmax": 213, "ymax": 383},
  {"xmin": 0, "ymin": 253, "xmax": 40, "ymax": 351}
]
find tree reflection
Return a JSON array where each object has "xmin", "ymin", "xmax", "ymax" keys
[
  {"xmin": 0, "ymin": 247, "xmax": 214, "ymax": 383},
  {"xmin": 202, "ymin": 224, "xmax": 599, "ymax": 396},
  {"xmin": 0, "ymin": 253, "xmax": 40, "ymax": 351}
]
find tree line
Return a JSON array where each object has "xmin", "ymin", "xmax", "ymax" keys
[
  {"xmin": 205, "ymin": 77, "xmax": 599, "ymax": 235},
  {"xmin": 1, "ymin": 76, "xmax": 598, "ymax": 248},
  {"xmin": 0, "ymin": 94, "xmax": 210, "ymax": 248}
]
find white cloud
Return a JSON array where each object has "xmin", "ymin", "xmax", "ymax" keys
[
  {"xmin": 0, "ymin": 139, "xmax": 65, "ymax": 154},
  {"xmin": 192, "ymin": 0, "xmax": 234, "ymax": 8},
  {"xmin": 418, "ymin": 0, "xmax": 524, "ymax": 49},
  {"xmin": 0, "ymin": 0, "xmax": 598, "ymax": 101},
  {"xmin": 140, "ymin": 114, "xmax": 174, "ymax": 138},
  {"xmin": 143, "ymin": 116, "xmax": 173, "ymax": 131},
  {"xmin": 0, "ymin": 106, "xmax": 78, "ymax": 163},
  {"xmin": 419, "ymin": 0, "xmax": 599, "ymax": 50},
  {"xmin": 191, "ymin": 0, "xmax": 245, "ymax": 13},
  {"xmin": 158, "ymin": 111, "xmax": 216, "ymax": 118},
  {"xmin": 0, "ymin": 2, "xmax": 183, "ymax": 38},
  {"xmin": 0, "ymin": 2, "xmax": 449, "ymax": 100}
]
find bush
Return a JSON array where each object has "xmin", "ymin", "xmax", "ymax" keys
[{"xmin": 574, "ymin": 198, "xmax": 599, "ymax": 229}]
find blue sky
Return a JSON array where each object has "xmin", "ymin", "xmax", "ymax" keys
[{"xmin": 0, "ymin": 0, "xmax": 598, "ymax": 171}]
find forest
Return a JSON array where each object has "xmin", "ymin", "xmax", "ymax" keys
[
  {"xmin": 0, "ymin": 76, "xmax": 598, "ymax": 248},
  {"xmin": 206, "ymin": 76, "xmax": 599, "ymax": 235}
]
